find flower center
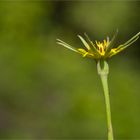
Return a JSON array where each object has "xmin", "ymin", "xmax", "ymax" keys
[{"xmin": 96, "ymin": 39, "xmax": 109, "ymax": 56}]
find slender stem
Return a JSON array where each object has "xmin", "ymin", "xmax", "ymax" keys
[
  {"xmin": 97, "ymin": 61, "xmax": 114, "ymax": 140},
  {"xmin": 100, "ymin": 74, "xmax": 114, "ymax": 140}
]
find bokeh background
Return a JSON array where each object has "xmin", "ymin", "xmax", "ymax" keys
[{"xmin": 0, "ymin": 0, "xmax": 140, "ymax": 139}]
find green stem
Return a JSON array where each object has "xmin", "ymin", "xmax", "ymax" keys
[{"xmin": 97, "ymin": 60, "xmax": 114, "ymax": 140}]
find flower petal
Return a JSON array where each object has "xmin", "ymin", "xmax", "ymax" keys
[
  {"xmin": 78, "ymin": 48, "xmax": 95, "ymax": 58},
  {"xmin": 108, "ymin": 48, "xmax": 119, "ymax": 57}
]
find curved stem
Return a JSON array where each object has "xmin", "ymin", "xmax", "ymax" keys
[{"xmin": 97, "ymin": 61, "xmax": 114, "ymax": 140}]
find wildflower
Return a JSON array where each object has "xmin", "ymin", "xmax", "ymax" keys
[
  {"xmin": 56, "ymin": 30, "xmax": 140, "ymax": 140},
  {"xmin": 57, "ymin": 31, "xmax": 140, "ymax": 60}
]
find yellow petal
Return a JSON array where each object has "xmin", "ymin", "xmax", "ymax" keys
[
  {"xmin": 78, "ymin": 48, "xmax": 87, "ymax": 53},
  {"xmin": 83, "ymin": 52, "xmax": 88, "ymax": 57},
  {"xmin": 108, "ymin": 48, "xmax": 119, "ymax": 57},
  {"xmin": 95, "ymin": 40, "xmax": 99, "ymax": 46},
  {"xmin": 78, "ymin": 48, "xmax": 94, "ymax": 57},
  {"xmin": 104, "ymin": 39, "xmax": 107, "ymax": 46}
]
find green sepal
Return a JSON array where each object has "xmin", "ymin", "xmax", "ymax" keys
[
  {"xmin": 105, "ymin": 29, "xmax": 118, "ymax": 54},
  {"xmin": 56, "ymin": 39, "xmax": 78, "ymax": 53},
  {"xmin": 123, "ymin": 32, "xmax": 140, "ymax": 46},
  {"xmin": 97, "ymin": 60, "xmax": 109, "ymax": 75},
  {"xmin": 78, "ymin": 35, "xmax": 91, "ymax": 50},
  {"xmin": 114, "ymin": 32, "xmax": 140, "ymax": 53},
  {"xmin": 84, "ymin": 33, "xmax": 101, "ymax": 57}
]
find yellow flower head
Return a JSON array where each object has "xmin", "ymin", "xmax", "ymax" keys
[{"xmin": 57, "ymin": 31, "xmax": 140, "ymax": 60}]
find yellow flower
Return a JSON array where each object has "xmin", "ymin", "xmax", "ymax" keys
[{"xmin": 57, "ymin": 31, "xmax": 140, "ymax": 60}]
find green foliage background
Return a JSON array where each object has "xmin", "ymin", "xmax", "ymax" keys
[{"xmin": 0, "ymin": 1, "xmax": 140, "ymax": 139}]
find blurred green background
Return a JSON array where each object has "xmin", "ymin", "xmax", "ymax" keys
[{"xmin": 0, "ymin": 0, "xmax": 140, "ymax": 139}]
